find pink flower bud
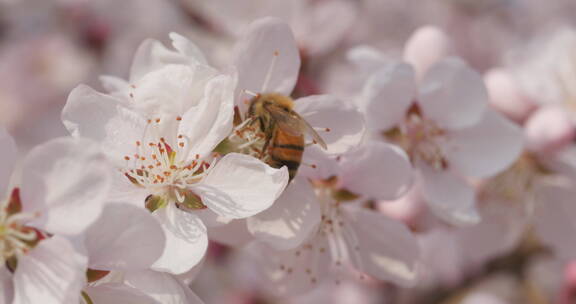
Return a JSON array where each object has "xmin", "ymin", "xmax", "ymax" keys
[
  {"xmin": 485, "ymin": 68, "xmax": 536, "ymax": 122},
  {"xmin": 525, "ymin": 106, "xmax": 575, "ymax": 155},
  {"xmin": 403, "ymin": 25, "xmax": 452, "ymax": 78}
]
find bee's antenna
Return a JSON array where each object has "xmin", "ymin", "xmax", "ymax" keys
[{"xmin": 261, "ymin": 50, "xmax": 279, "ymax": 93}]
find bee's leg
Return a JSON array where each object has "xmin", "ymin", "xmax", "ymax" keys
[{"xmin": 260, "ymin": 137, "xmax": 271, "ymax": 159}]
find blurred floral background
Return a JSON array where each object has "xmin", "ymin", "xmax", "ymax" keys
[{"xmin": 2, "ymin": 0, "xmax": 576, "ymax": 303}]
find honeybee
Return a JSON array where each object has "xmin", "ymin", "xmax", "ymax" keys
[{"xmin": 246, "ymin": 93, "xmax": 327, "ymax": 180}]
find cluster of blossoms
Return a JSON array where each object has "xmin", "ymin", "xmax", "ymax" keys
[{"xmin": 3, "ymin": 2, "xmax": 576, "ymax": 302}]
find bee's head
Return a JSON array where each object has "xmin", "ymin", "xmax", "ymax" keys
[{"xmin": 249, "ymin": 93, "xmax": 294, "ymax": 116}]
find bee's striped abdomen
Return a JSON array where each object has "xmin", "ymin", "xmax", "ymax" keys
[{"xmin": 269, "ymin": 129, "xmax": 304, "ymax": 181}]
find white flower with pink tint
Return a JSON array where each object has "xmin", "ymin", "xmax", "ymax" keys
[
  {"xmin": 0, "ymin": 129, "xmax": 113, "ymax": 304},
  {"xmin": 228, "ymin": 17, "xmax": 364, "ymax": 157},
  {"xmin": 79, "ymin": 203, "xmax": 204, "ymax": 303},
  {"xmin": 246, "ymin": 141, "xmax": 418, "ymax": 295},
  {"xmin": 62, "ymin": 32, "xmax": 289, "ymax": 275},
  {"xmin": 353, "ymin": 55, "xmax": 523, "ymax": 225}
]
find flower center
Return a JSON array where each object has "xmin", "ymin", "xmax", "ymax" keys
[
  {"xmin": 481, "ymin": 153, "xmax": 547, "ymax": 203},
  {"xmin": 120, "ymin": 117, "xmax": 211, "ymax": 211},
  {"xmin": 384, "ymin": 110, "xmax": 448, "ymax": 170},
  {"xmin": 0, "ymin": 189, "xmax": 40, "ymax": 269}
]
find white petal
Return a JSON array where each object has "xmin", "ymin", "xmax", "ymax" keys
[
  {"xmin": 297, "ymin": 0, "xmax": 356, "ymax": 56},
  {"xmin": 233, "ymin": 17, "xmax": 300, "ymax": 107},
  {"xmin": 358, "ymin": 63, "xmax": 416, "ymax": 132},
  {"xmin": 179, "ymin": 74, "xmax": 235, "ymax": 160},
  {"xmin": 84, "ymin": 283, "xmax": 157, "ymax": 304},
  {"xmin": 418, "ymin": 163, "xmax": 480, "ymax": 226},
  {"xmin": 347, "ymin": 45, "xmax": 388, "ymax": 74},
  {"xmin": 445, "ymin": 110, "xmax": 524, "ymax": 178},
  {"xmin": 0, "ymin": 267, "xmax": 13, "ymax": 304},
  {"xmin": 194, "ymin": 153, "xmax": 289, "ymax": 219},
  {"xmin": 175, "ymin": 262, "xmax": 204, "ymax": 286},
  {"xmin": 207, "ymin": 219, "xmax": 254, "ymax": 247},
  {"xmin": 343, "ymin": 206, "xmax": 420, "ymax": 286},
  {"xmin": 247, "ymin": 178, "xmax": 321, "ymax": 250},
  {"xmin": 0, "ymin": 127, "xmax": 16, "ymax": 199},
  {"xmin": 419, "ymin": 58, "xmax": 488, "ymax": 129},
  {"xmin": 124, "ymin": 270, "xmax": 205, "ymax": 304},
  {"xmin": 131, "ymin": 64, "xmax": 218, "ymax": 116},
  {"xmin": 62, "ymin": 84, "xmax": 148, "ymax": 166},
  {"xmin": 85, "ymin": 203, "xmax": 165, "ymax": 271},
  {"xmin": 129, "ymin": 37, "xmax": 210, "ymax": 83},
  {"xmin": 534, "ymin": 183, "xmax": 576, "ymax": 259},
  {"xmin": 295, "ymin": 95, "xmax": 365, "ymax": 155},
  {"xmin": 151, "ymin": 204, "xmax": 208, "ymax": 274},
  {"xmin": 20, "ymin": 137, "xmax": 111, "ymax": 235},
  {"xmin": 12, "ymin": 236, "xmax": 87, "ymax": 304},
  {"xmin": 456, "ymin": 200, "xmax": 527, "ymax": 266},
  {"xmin": 169, "ymin": 32, "xmax": 208, "ymax": 65},
  {"xmin": 243, "ymin": 240, "xmax": 330, "ymax": 296},
  {"xmin": 403, "ymin": 26, "xmax": 452, "ymax": 78},
  {"xmin": 339, "ymin": 142, "xmax": 413, "ymax": 200},
  {"xmin": 99, "ymin": 75, "xmax": 130, "ymax": 94},
  {"xmin": 300, "ymin": 145, "xmax": 341, "ymax": 180},
  {"xmin": 108, "ymin": 171, "xmax": 150, "ymax": 207}
]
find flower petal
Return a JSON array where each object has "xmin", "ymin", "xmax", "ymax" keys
[
  {"xmin": 151, "ymin": 203, "xmax": 208, "ymax": 274},
  {"xmin": 295, "ymin": 95, "xmax": 365, "ymax": 155},
  {"xmin": 347, "ymin": 45, "xmax": 388, "ymax": 74},
  {"xmin": 247, "ymin": 177, "xmax": 321, "ymax": 250},
  {"xmin": 194, "ymin": 153, "xmax": 289, "ymax": 219},
  {"xmin": 339, "ymin": 141, "xmax": 413, "ymax": 200},
  {"xmin": 0, "ymin": 267, "xmax": 13, "ymax": 304},
  {"xmin": 21, "ymin": 137, "xmax": 111, "ymax": 235},
  {"xmin": 0, "ymin": 127, "xmax": 16, "ymax": 199},
  {"xmin": 131, "ymin": 64, "xmax": 218, "ymax": 117},
  {"xmin": 233, "ymin": 17, "xmax": 300, "ymax": 108},
  {"xmin": 419, "ymin": 58, "xmax": 488, "ymax": 130},
  {"xmin": 84, "ymin": 283, "xmax": 157, "ymax": 304},
  {"xmin": 534, "ymin": 183, "xmax": 576, "ymax": 259},
  {"xmin": 99, "ymin": 75, "xmax": 130, "ymax": 95},
  {"xmin": 84, "ymin": 203, "xmax": 166, "ymax": 271},
  {"xmin": 178, "ymin": 74, "xmax": 235, "ymax": 160},
  {"xmin": 445, "ymin": 110, "xmax": 524, "ymax": 178},
  {"xmin": 62, "ymin": 84, "xmax": 148, "ymax": 166},
  {"xmin": 124, "ymin": 270, "xmax": 205, "ymax": 304},
  {"xmin": 129, "ymin": 36, "xmax": 208, "ymax": 83},
  {"xmin": 108, "ymin": 171, "xmax": 151, "ymax": 207},
  {"xmin": 358, "ymin": 63, "xmax": 416, "ymax": 132},
  {"xmin": 207, "ymin": 219, "xmax": 254, "ymax": 247},
  {"xmin": 243, "ymin": 240, "xmax": 331, "ymax": 296},
  {"xmin": 296, "ymin": 0, "xmax": 356, "ymax": 56},
  {"xmin": 418, "ymin": 162, "xmax": 480, "ymax": 226},
  {"xmin": 343, "ymin": 206, "xmax": 420, "ymax": 287},
  {"xmin": 456, "ymin": 200, "xmax": 527, "ymax": 266},
  {"xmin": 169, "ymin": 32, "xmax": 208, "ymax": 65},
  {"xmin": 12, "ymin": 236, "xmax": 87, "ymax": 304},
  {"xmin": 300, "ymin": 145, "xmax": 340, "ymax": 180}
]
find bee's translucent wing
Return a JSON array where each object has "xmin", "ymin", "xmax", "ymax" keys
[
  {"xmin": 289, "ymin": 110, "xmax": 327, "ymax": 150},
  {"xmin": 266, "ymin": 104, "xmax": 327, "ymax": 150},
  {"xmin": 265, "ymin": 104, "xmax": 303, "ymax": 135}
]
